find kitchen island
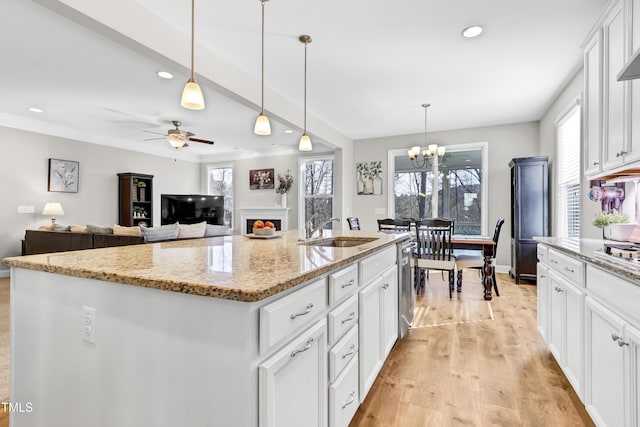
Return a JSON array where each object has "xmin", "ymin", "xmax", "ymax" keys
[{"xmin": 3, "ymin": 229, "xmax": 409, "ymax": 427}]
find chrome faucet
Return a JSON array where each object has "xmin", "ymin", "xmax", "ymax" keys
[{"xmin": 306, "ymin": 216, "xmax": 340, "ymax": 239}]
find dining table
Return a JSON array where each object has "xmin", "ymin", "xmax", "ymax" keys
[{"xmin": 451, "ymin": 235, "xmax": 497, "ymax": 300}]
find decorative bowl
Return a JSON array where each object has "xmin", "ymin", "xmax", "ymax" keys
[{"xmin": 253, "ymin": 227, "xmax": 275, "ymax": 236}]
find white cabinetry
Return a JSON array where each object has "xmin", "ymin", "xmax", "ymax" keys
[
  {"xmin": 536, "ymin": 262, "xmax": 549, "ymax": 341},
  {"xmin": 259, "ymin": 319, "xmax": 328, "ymax": 427},
  {"xmin": 585, "ymin": 29, "xmax": 603, "ymax": 175},
  {"xmin": 381, "ymin": 265, "xmax": 398, "ymax": 359},
  {"xmin": 358, "ymin": 276, "xmax": 383, "ymax": 401},
  {"xmin": 626, "ymin": 0, "xmax": 640, "ymax": 164}
]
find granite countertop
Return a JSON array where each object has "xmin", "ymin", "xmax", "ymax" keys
[
  {"xmin": 3, "ymin": 230, "xmax": 409, "ymax": 302},
  {"xmin": 534, "ymin": 236, "xmax": 640, "ymax": 282}
]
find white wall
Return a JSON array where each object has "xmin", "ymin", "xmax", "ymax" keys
[
  {"xmin": 538, "ymin": 69, "xmax": 602, "ymax": 239},
  {"xmin": 352, "ymin": 122, "xmax": 540, "ymax": 267},
  {"xmin": 0, "ymin": 126, "xmax": 200, "ymax": 274}
]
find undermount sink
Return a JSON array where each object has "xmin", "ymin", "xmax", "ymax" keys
[{"xmin": 300, "ymin": 237, "xmax": 379, "ymax": 247}]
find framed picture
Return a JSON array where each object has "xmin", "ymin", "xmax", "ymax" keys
[
  {"xmin": 249, "ymin": 168, "xmax": 275, "ymax": 190},
  {"xmin": 356, "ymin": 161, "xmax": 383, "ymax": 195},
  {"xmin": 48, "ymin": 158, "xmax": 79, "ymax": 193}
]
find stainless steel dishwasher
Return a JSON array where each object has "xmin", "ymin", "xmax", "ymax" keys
[{"xmin": 398, "ymin": 239, "xmax": 415, "ymax": 338}]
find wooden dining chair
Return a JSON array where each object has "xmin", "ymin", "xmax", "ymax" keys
[
  {"xmin": 377, "ymin": 218, "xmax": 411, "ymax": 232},
  {"xmin": 346, "ymin": 217, "xmax": 361, "ymax": 230},
  {"xmin": 454, "ymin": 218, "xmax": 505, "ymax": 296},
  {"xmin": 414, "ymin": 218, "xmax": 456, "ymax": 297}
]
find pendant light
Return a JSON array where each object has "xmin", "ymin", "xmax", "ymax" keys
[
  {"xmin": 298, "ymin": 35, "xmax": 313, "ymax": 151},
  {"xmin": 254, "ymin": 0, "xmax": 271, "ymax": 135},
  {"xmin": 181, "ymin": 0, "xmax": 205, "ymax": 110}
]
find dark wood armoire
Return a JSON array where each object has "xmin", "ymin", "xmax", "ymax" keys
[{"xmin": 509, "ymin": 156, "xmax": 549, "ymax": 283}]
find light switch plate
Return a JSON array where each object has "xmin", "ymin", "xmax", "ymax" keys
[
  {"xmin": 17, "ymin": 205, "xmax": 35, "ymax": 214},
  {"xmin": 82, "ymin": 306, "xmax": 96, "ymax": 344}
]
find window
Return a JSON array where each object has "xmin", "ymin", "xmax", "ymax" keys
[
  {"xmin": 391, "ymin": 143, "xmax": 487, "ymax": 235},
  {"xmin": 207, "ymin": 165, "xmax": 233, "ymax": 228},
  {"xmin": 555, "ymin": 99, "xmax": 581, "ymax": 238},
  {"xmin": 300, "ymin": 156, "xmax": 334, "ymax": 229}
]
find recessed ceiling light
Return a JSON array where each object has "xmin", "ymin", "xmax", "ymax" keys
[
  {"xmin": 284, "ymin": 130, "xmax": 294, "ymax": 134},
  {"xmin": 465, "ymin": 159, "xmax": 471, "ymax": 162},
  {"xmin": 157, "ymin": 71, "xmax": 174, "ymax": 79},
  {"xmin": 462, "ymin": 25, "xmax": 484, "ymax": 38},
  {"xmin": 28, "ymin": 107, "xmax": 43, "ymax": 113}
]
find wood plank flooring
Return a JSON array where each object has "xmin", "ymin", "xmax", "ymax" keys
[{"xmin": 350, "ymin": 272, "xmax": 594, "ymax": 427}]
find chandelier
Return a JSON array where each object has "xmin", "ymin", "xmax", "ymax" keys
[{"xmin": 408, "ymin": 103, "xmax": 446, "ymax": 168}]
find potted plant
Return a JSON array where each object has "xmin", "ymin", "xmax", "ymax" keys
[
  {"xmin": 593, "ymin": 211, "xmax": 633, "ymax": 240},
  {"xmin": 275, "ymin": 170, "xmax": 294, "ymax": 208}
]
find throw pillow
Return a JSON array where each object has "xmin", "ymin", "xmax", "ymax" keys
[
  {"xmin": 205, "ymin": 224, "xmax": 231, "ymax": 237},
  {"xmin": 70, "ymin": 225, "xmax": 89, "ymax": 233},
  {"xmin": 53, "ymin": 224, "xmax": 71, "ymax": 232},
  {"xmin": 142, "ymin": 222, "xmax": 179, "ymax": 242},
  {"xmin": 113, "ymin": 225, "xmax": 142, "ymax": 237},
  {"xmin": 87, "ymin": 224, "xmax": 114, "ymax": 235},
  {"xmin": 178, "ymin": 221, "xmax": 207, "ymax": 239}
]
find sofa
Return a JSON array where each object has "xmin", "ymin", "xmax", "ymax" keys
[{"xmin": 23, "ymin": 223, "xmax": 231, "ymax": 256}]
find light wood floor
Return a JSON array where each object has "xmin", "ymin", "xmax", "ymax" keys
[
  {"xmin": 0, "ymin": 277, "xmax": 8, "ymax": 427},
  {"xmin": 350, "ymin": 272, "xmax": 594, "ymax": 427},
  {"xmin": 0, "ymin": 274, "xmax": 593, "ymax": 427}
]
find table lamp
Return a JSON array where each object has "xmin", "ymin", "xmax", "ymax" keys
[{"xmin": 42, "ymin": 202, "xmax": 64, "ymax": 226}]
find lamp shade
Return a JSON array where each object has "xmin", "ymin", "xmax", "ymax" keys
[
  {"xmin": 181, "ymin": 78, "xmax": 205, "ymax": 110},
  {"xmin": 298, "ymin": 133, "xmax": 312, "ymax": 151},
  {"xmin": 254, "ymin": 114, "xmax": 272, "ymax": 135},
  {"xmin": 42, "ymin": 202, "xmax": 64, "ymax": 216}
]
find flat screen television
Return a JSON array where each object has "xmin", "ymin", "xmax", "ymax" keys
[{"xmin": 161, "ymin": 194, "xmax": 224, "ymax": 226}]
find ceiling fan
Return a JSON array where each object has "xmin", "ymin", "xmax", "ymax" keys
[{"xmin": 143, "ymin": 120, "xmax": 215, "ymax": 149}]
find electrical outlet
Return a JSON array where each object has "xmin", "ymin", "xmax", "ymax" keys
[
  {"xmin": 82, "ymin": 306, "xmax": 96, "ymax": 344},
  {"xmin": 17, "ymin": 205, "xmax": 35, "ymax": 214}
]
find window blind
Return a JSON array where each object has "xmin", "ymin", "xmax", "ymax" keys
[{"xmin": 555, "ymin": 101, "xmax": 581, "ymax": 238}]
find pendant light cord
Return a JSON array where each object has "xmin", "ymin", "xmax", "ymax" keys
[
  {"xmin": 303, "ymin": 40, "xmax": 308, "ymax": 133},
  {"xmin": 190, "ymin": 0, "xmax": 195, "ymax": 80},
  {"xmin": 260, "ymin": 1, "xmax": 266, "ymax": 114}
]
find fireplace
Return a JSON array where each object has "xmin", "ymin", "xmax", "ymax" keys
[{"xmin": 237, "ymin": 208, "xmax": 290, "ymax": 234}]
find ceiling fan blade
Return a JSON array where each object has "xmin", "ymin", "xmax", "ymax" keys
[
  {"xmin": 189, "ymin": 137, "xmax": 215, "ymax": 145},
  {"xmin": 142, "ymin": 130, "xmax": 167, "ymax": 136},
  {"xmin": 186, "ymin": 131, "xmax": 195, "ymax": 137},
  {"xmin": 144, "ymin": 137, "xmax": 166, "ymax": 141}
]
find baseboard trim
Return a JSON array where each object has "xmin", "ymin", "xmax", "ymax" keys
[
  {"xmin": 495, "ymin": 264, "xmax": 510, "ymax": 274},
  {"xmin": 0, "ymin": 269, "xmax": 9, "ymax": 278}
]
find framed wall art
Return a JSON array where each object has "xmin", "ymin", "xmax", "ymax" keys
[
  {"xmin": 48, "ymin": 158, "xmax": 79, "ymax": 193},
  {"xmin": 249, "ymin": 168, "xmax": 275, "ymax": 190},
  {"xmin": 356, "ymin": 161, "xmax": 383, "ymax": 195}
]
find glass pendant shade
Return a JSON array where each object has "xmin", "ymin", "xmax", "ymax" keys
[
  {"xmin": 181, "ymin": 78, "xmax": 205, "ymax": 110},
  {"xmin": 167, "ymin": 133, "xmax": 187, "ymax": 148},
  {"xmin": 254, "ymin": 113, "xmax": 271, "ymax": 135},
  {"xmin": 298, "ymin": 133, "xmax": 312, "ymax": 151}
]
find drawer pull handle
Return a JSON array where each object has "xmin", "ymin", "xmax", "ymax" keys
[
  {"xmin": 593, "ymin": 161, "xmax": 599, "ymax": 166},
  {"xmin": 563, "ymin": 266, "xmax": 574, "ymax": 273},
  {"xmin": 341, "ymin": 279, "xmax": 355, "ymax": 289},
  {"xmin": 539, "ymin": 274, "xmax": 546, "ymax": 279},
  {"xmin": 290, "ymin": 337, "xmax": 314, "ymax": 358},
  {"xmin": 554, "ymin": 287, "xmax": 563, "ymax": 293},
  {"xmin": 612, "ymin": 333, "xmax": 622, "ymax": 342},
  {"xmin": 341, "ymin": 312, "xmax": 356, "ymax": 324},
  {"xmin": 342, "ymin": 391, "xmax": 356, "ymax": 409},
  {"xmin": 618, "ymin": 339, "xmax": 630, "ymax": 347},
  {"xmin": 290, "ymin": 303, "xmax": 314, "ymax": 320},
  {"xmin": 382, "ymin": 283, "xmax": 389, "ymax": 290},
  {"xmin": 342, "ymin": 344, "xmax": 356, "ymax": 359}
]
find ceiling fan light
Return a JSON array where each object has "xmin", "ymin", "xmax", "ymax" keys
[
  {"xmin": 298, "ymin": 133, "xmax": 312, "ymax": 151},
  {"xmin": 167, "ymin": 133, "xmax": 187, "ymax": 148},
  {"xmin": 254, "ymin": 113, "xmax": 272, "ymax": 135},
  {"xmin": 181, "ymin": 78, "xmax": 205, "ymax": 110}
]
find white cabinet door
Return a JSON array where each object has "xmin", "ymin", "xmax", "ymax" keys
[
  {"xmin": 626, "ymin": 324, "xmax": 640, "ymax": 427},
  {"xmin": 381, "ymin": 265, "xmax": 398, "ymax": 359},
  {"xmin": 358, "ymin": 277, "xmax": 383, "ymax": 402},
  {"xmin": 626, "ymin": 0, "xmax": 640, "ymax": 164},
  {"xmin": 603, "ymin": 1, "xmax": 627, "ymax": 170},
  {"xmin": 564, "ymin": 280, "xmax": 585, "ymax": 400},
  {"xmin": 548, "ymin": 271, "xmax": 565, "ymax": 365},
  {"xmin": 537, "ymin": 263, "xmax": 550, "ymax": 341},
  {"xmin": 585, "ymin": 29, "xmax": 603, "ymax": 176},
  {"xmin": 259, "ymin": 319, "xmax": 328, "ymax": 427},
  {"xmin": 585, "ymin": 297, "xmax": 625, "ymax": 427}
]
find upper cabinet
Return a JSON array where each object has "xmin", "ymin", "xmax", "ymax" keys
[{"xmin": 584, "ymin": 0, "xmax": 640, "ymax": 178}]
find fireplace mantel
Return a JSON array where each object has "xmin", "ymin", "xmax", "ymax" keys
[{"xmin": 237, "ymin": 208, "xmax": 291, "ymax": 234}]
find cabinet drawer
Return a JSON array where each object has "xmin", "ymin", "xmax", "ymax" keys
[
  {"xmin": 329, "ymin": 263, "xmax": 359, "ymax": 305},
  {"xmin": 260, "ymin": 278, "xmax": 328, "ymax": 355},
  {"xmin": 329, "ymin": 355, "xmax": 359, "ymax": 427},
  {"xmin": 329, "ymin": 325, "xmax": 358, "ymax": 383},
  {"xmin": 548, "ymin": 249, "xmax": 584, "ymax": 285},
  {"xmin": 537, "ymin": 244, "xmax": 548, "ymax": 263},
  {"xmin": 360, "ymin": 245, "xmax": 396, "ymax": 285},
  {"xmin": 586, "ymin": 265, "xmax": 640, "ymax": 328},
  {"xmin": 328, "ymin": 294, "xmax": 359, "ymax": 345}
]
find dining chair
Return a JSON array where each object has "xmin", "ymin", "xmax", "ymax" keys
[
  {"xmin": 414, "ymin": 218, "xmax": 456, "ymax": 297},
  {"xmin": 377, "ymin": 218, "xmax": 411, "ymax": 232},
  {"xmin": 454, "ymin": 218, "xmax": 505, "ymax": 296},
  {"xmin": 346, "ymin": 217, "xmax": 361, "ymax": 230}
]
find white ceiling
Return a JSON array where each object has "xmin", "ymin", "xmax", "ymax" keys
[{"xmin": 1, "ymin": 0, "xmax": 608, "ymax": 162}]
